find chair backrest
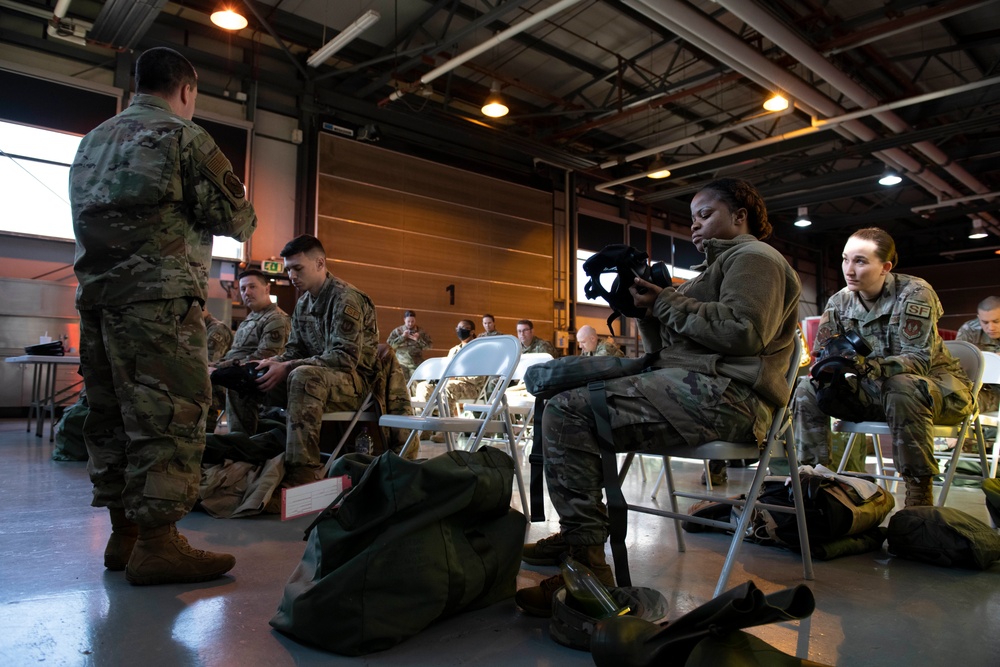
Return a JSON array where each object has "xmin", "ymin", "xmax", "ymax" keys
[
  {"xmin": 944, "ymin": 339, "xmax": 985, "ymax": 400},
  {"xmin": 407, "ymin": 356, "xmax": 448, "ymax": 389},
  {"xmin": 982, "ymin": 351, "xmax": 1000, "ymax": 388},
  {"xmin": 420, "ymin": 336, "xmax": 521, "ymax": 415},
  {"xmin": 512, "ymin": 352, "xmax": 553, "ymax": 383}
]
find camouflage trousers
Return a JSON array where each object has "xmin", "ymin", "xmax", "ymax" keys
[
  {"xmin": 78, "ymin": 299, "xmax": 210, "ymax": 527},
  {"xmin": 543, "ymin": 368, "xmax": 768, "ymax": 546},
  {"xmin": 979, "ymin": 384, "xmax": 999, "ymax": 415},
  {"xmin": 793, "ymin": 372, "xmax": 973, "ymax": 477},
  {"xmin": 228, "ymin": 365, "xmax": 367, "ymax": 469}
]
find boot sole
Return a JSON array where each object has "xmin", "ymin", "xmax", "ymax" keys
[
  {"xmin": 125, "ymin": 559, "xmax": 236, "ymax": 586},
  {"xmin": 521, "ymin": 554, "xmax": 564, "ymax": 566}
]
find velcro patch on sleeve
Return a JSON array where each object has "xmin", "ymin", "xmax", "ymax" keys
[
  {"xmin": 344, "ymin": 304, "xmax": 361, "ymax": 321},
  {"xmin": 904, "ymin": 302, "xmax": 931, "ymax": 319}
]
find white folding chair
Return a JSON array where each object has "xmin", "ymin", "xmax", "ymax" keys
[
  {"xmin": 320, "ymin": 390, "xmax": 380, "ymax": 476},
  {"xmin": 406, "ymin": 356, "xmax": 449, "ymax": 415},
  {"xmin": 601, "ymin": 335, "xmax": 813, "ymax": 597},
  {"xmin": 979, "ymin": 351, "xmax": 1000, "ymax": 479},
  {"xmin": 379, "ymin": 335, "xmax": 528, "ymax": 510},
  {"xmin": 834, "ymin": 340, "xmax": 989, "ymax": 506}
]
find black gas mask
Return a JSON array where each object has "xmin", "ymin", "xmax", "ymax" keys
[
  {"xmin": 810, "ymin": 330, "xmax": 876, "ymax": 422},
  {"xmin": 583, "ymin": 244, "xmax": 671, "ymax": 335}
]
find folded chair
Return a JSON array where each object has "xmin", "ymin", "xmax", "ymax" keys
[
  {"xmin": 379, "ymin": 335, "xmax": 528, "ymax": 510},
  {"xmin": 600, "ymin": 335, "xmax": 813, "ymax": 597},
  {"xmin": 833, "ymin": 339, "xmax": 989, "ymax": 506}
]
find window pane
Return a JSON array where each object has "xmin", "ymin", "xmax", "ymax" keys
[{"xmin": 0, "ymin": 120, "xmax": 80, "ymax": 164}]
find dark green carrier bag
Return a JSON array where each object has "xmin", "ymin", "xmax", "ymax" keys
[{"xmin": 269, "ymin": 447, "xmax": 526, "ymax": 655}]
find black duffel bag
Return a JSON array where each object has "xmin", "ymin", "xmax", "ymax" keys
[{"xmin": 270, "ymin": 447, "xmax": 526, "ymax": 655}]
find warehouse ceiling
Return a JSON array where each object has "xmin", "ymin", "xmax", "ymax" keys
[{"xmin": 4, "ymin": 0, "xmax": 999, "ymax": 267}]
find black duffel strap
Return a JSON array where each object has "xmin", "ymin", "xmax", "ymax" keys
[
  {"xmin": 588, "ymin": 380, "xmax": 632, "ymax": 587},
  {"xmin": 529, "ymin": 396, "xmax": 547, "ymax": 522}
]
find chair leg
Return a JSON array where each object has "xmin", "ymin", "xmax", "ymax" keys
[
  {"xmin": 662, "ymin": 456, "xmax": 686, "ymax": 553},
  {"xmin": 651, "ymin": 464, "xmax": 665, "ymax": 500},
  {"xmin": 717, "ymin": 445, "xmax": 771, "ymax": 597},
  {"xmin": 937, "ymin": 419, "xmax": 974, "ymax": 507},
  {"xmin": 835, "ymin": 433, "xmax": 856, "ymax": 474},
  {"xmin": 782, "ymin": 426, "xmax": 815, "ymax": 585},
  {"xmin": 703, "ymin": 460, "xmax": 714, "ymax": 491}
]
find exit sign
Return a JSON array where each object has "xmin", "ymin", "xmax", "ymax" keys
[{"xmin": 262, "ymin": 260, "xmax": 284, "ymax": 274}]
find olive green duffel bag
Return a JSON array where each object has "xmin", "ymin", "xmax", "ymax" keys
[{"xmin": 270, "ymin": 447, "xmax": 526, "ymax": 655}]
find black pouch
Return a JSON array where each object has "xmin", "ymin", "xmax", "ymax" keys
[{"xmin": 25, "ymin": 341, "xmax": 65, "ymax": 356}]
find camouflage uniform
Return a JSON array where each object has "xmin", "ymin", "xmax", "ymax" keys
[
  {"xmin": 386, "ymin": 324, "xmax": 432, "ymax": 381},
  {"xmin": 204, "ymin": 313, "xmax": 234, "ymax": 432},
  {"xmin": 229, "ymin": 273, "xmax": 378, "ymax": 470},
  {"xmin": 215, "ymin": 304, "xmax": 291, "ymax": 433},
  {"xmin": 71, "ymin": 93, "xmax": 256, "ymax": 527},
  {"xmin": 581, "ymin": 338, "xmax": 625, "ymax": 358},
  {"xmin": 523, "ymin": 337, "xmax": 557, "ymax": 355},
  {"xmin": 545, "ymin": 235, "xmax": 800, "ymax": 545},
  {"xmin": 956, "ymin": 318, "xmax": 1000, "ymax": 414},
  {"xmin": 793, "ymin": 273, "xmax": 973, "ymax": 477},
  {"xmin": 478, "ymin": 330, "xmax": 502, "ymax": 337}
]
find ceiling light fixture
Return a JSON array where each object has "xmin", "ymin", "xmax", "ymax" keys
[
  {"xmin": 211, "ymin": 8, "xmax": 248, "ymax": 31},
  {"xmin": 763, "ymin": 93, "xmax": 789, "ymax": 112},
  {"xmin": 647, "ymin": 154, "xmax": 670, "ymax": 179},
  {"xmin": 307, "ymin": 9, "xmax": 381, "ymax": 68},
  {"xmin": 794, "ymin": 206, "xmax": 812, "ymax": 228},
  {"xmin": 969, "ymin": 218, "xmax": 988, "ymax": 239},
  {"xmin": 481, "ymin": 80, "xmax": 509, "ymax": 118},
  {"xmin": 878, "ymin": 170, "xmax": 903, "ymax": 186}
]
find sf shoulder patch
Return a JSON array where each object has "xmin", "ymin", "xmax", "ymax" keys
[
  {"xmin": 343, "ymin": 304, "xmax": 362, "ymax": 322},
  {"xmin": 904, "ymin": 302, "xmax": 931, "ymax": 319}
]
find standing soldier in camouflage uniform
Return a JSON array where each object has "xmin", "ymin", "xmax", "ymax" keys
[
  {"xmin": 71, "ymin": 47, "xmax": 256, "ymax": 585},
  {"xmin": 203, "ymin": 306, "xmax": 233, "ymax": 433},
  {"xmin": 792, "ymin": 228, "xmax": 973, "ymax": 507},
  {"xmin": 251, "ymin": 235, "xmax": 379, "ymax": 498},
  {"xmin": 517, "ymin": 319, "xmax": 556, "ymax": 355},
  {"xmin": 956, "ymin": 295, "xmax": 1000, "ymax": 414},
  {"xmin": 479, "ymin": 313, "xmax": 502, "ymax": 337},
  {"xmin": 516, "ymin": 179, "xmax": 800, "ymax": 617},
  {"xmin": 576, "ymin": 324, "xmax": 624, "ymax": 357},
  {"xmin": 211, "ymin": 269, "xmax": 291, "ymax": 433},
  {"xmin": 386, "ymin": 310, "xmax": 432, "ymax": 381}
]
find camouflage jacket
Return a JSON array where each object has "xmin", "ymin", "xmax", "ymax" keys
[
  {"xmin": 275, "ymin": 273, "xmax": 379, "ymax": 380},
  {"xmin": 815, "ymin": 273, "xmax": 970, "ymax": 395},
  {"xmin": 581, "ymin": 338, "xmax": 625, "ymax": 357},
  {"xmin": 386, "ymin": 325, "xmax": 432, "ymax": 367},
  {"xmin": 205, "ymin": 314, "xmax": 234, "ymax": 362},
  {"xmin": 478, "ymin": 330, "xmax": 502, "ymax": 337},
  {"xmin": 71, "ymin": 94, "xmax": 256, "ymax": 308},
  {"xmin": 639, "ymin": 234, "xmax": 801, "ymax": 408},
  {"xmin": 522, "ymin": 337, "xmax": 556, "ymax": 355},
  {"xmin": 956, "ymin": 318, "xmax": 1000, "ymax": 353},
  {"xmin": 217, "ymin": 304, "xmax": 291, "ymax": 367}
]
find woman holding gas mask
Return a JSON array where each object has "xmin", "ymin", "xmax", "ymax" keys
[
  {"xmin": 515, "ymin": 178, "xmax": 801, "ymax": 617},
  {"xmin": 793, "ymin": 227, "xmax": 973, "ymax": 506}
]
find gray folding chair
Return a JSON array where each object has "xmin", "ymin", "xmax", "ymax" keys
[
  {"xmin": 379, "ymin": 335, "xmax": 528, "ymax": 510},
  {"xmin": 601, "ymin": 334, "xmax": 813, "ymax": 597}
]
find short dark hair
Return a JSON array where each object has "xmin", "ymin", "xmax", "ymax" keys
[
  {"xmin": 482, "ymin": 313, "xmax": 495, "ymax": 320},
  {"xmin": 458, "ymin": 319, "xmax": 475, "ymax": 330},
  {"xmin": 135, "ymin": 47, "xmax": 197, "ymax": 96},
  {"xmin": 849, "ymin": 227, "xmax": 899, "ymax": 267},
  {"xmin": 699, "ymin": 178, "xmax": 772, "ymax": 240},
  {"xmin": 238, "ymin": 269, "xmax": 268, "ymax": 283},
  {"xmin": 978, "ymin": 296, "xmax": 1000, "ymax": 311},
  {"xmin": 517, "ymin": 319, "xmax": 533, "ymax": 329},
  {"xmin": 404, "ymin": 310, "xmax": 416, "ymax": 318},
  {"xmin": 280, "ymin": 234, "xmax": 325, "ymax": 259}
]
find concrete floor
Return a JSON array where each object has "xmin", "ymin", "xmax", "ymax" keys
[{"xmin": 1, "ymin": 416, "xmax": 998, "ymax": 667}]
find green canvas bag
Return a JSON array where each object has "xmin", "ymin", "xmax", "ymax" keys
[{"xmin": 269, "ymin": 447, "xmax": 526, "ymax": 655}]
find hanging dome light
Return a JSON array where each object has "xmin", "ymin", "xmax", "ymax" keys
[
  {"xmin": 878, "ymin": 171, "xmax": 903, "ymax": 186},
  {"xmin": 481, "ymin": 81, "xmax": 509, "ymax": 118},
  {"xmin": 211, "ymin": 8, "xmax": 248, "ymax": 31},
  {"xmin": 794, "ymin": 206, "xmax": 812, "ymax": 228},
  {"xmin": 647, "ymin": 154, "xmax": 670, "ymax": 179},
  {"xmin": 969, "ymin": 218, "xmax": 988, "ymax": 239},
  {"xmin": 763, "ymin": 93, "xmax": 789, "ymax": 112}
]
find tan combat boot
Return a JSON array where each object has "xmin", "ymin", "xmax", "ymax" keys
[
  {"xmin": 104, "ymin": 507, "xmax": 138, "ymax": 571},
  {"xmin": 515, "ymin": 544, "xmax": 615, "ymax": 618},
  {"xmin": 904, "ymin": 476, "xmax": 934, "ymax": 507},
  {"xmin": 522, "ymin": 532, "xmax": 568, "ymax": 566},
  {"xmin": 126, "ymin": 524, "xmax": 236, "ymax": 585}
]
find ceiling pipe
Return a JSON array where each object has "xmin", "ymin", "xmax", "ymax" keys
[
  {"xmin": 911, "ymin": 191, "xmax": 1000, "ymax": 214},
  {"xmin": 713, "ymin": 0, "xmax": 1000, "ymax": 232},
  {"xmin": 621, "ymin": 0, "xmax": 959, "ymax": 205},
  {"xmin": 383, "ymin": 0, "xmax": 586, "ymax": 104}
]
